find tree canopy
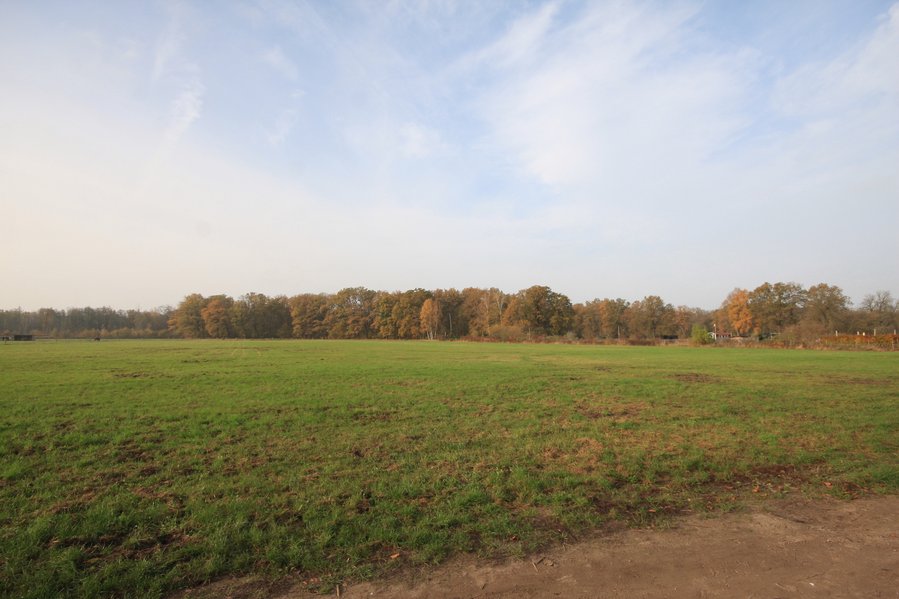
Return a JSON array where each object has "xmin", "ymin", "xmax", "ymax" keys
[{"xmin": 3, "ymin": 283, "xmax": 895, "ymax": 343}]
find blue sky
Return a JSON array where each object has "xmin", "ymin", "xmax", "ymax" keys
[{"xmin": 2, "ymin": 0, "xmax": 897, "ymax": 310}]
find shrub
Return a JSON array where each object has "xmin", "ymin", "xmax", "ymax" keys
[
  {"xmin": 487, "ymin": 324, "xmax": 526, "ymax": 342},
  {"xmin": 691, "ymin": 324, "xmax": 712, "ymax": 345}
]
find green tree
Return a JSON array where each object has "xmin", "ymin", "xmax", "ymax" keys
[{"xmin": 691, "ymin": 324, "xmax": 712, "ymax": 345}]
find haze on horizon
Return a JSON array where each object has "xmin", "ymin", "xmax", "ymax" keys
[{"xmin": 2, "ymin": 0, "xmax": 898, "ymax": 312}]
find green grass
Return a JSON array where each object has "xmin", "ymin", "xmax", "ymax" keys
[{"xmin": 1, "ymin": 340, "xmax": 897, "ymax": 597}]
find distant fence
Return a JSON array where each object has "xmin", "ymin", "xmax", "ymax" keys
[{"xmin": 818, "ymin": 334, "xmax": 898, "ymax": 351}]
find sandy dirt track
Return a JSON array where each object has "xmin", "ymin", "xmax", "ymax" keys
[{"xmin": 180, "ymin": 495, "xmax": 899, "ymax": 599}]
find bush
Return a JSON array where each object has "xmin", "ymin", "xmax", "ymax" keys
[
  {"xmin": 691, "ymin": 324, "xmax": 712, "ymax": 345},
  {"xmin": 487, "ymin": 324, "xmax": 526, "ymax": 342}
]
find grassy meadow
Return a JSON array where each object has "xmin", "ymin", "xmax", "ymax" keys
[{"xmin": 1, "ymin": 339, "xmax": 897, "ymax": 597}]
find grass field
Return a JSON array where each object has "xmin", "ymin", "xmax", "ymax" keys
[{"xmin": 1, "ymin": 340, "xmax": 897, "ymax": 598}]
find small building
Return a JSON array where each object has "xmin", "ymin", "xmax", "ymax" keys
[{"xmin": 13, "ymin": 334, "xmax": 34, "ymax": 341}]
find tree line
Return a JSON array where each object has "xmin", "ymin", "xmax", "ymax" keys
[
  {"xmin": 0, "ymin": 306, "xmax": 171, "ymax": 339},
  {"xmin": 4, "ymin": 283, "xmax": 896, "ymax": 343}
]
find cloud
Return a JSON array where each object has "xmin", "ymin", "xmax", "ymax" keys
[
  {"xmin": 262, "ymin": 46, "xmax": 299, "ymax": 81},
  {"xmin": 449, "ymin": 0, "xmax": 755, "ymax": 262},
  {"xmin": 773, "ymin": 4, "xmax": 899, "ymax": 117},
  {"xmin": 152, "ymin": 1, "xmax": 187, "ymax": 81},
  {"xmin": 2, "ymin": 1, "xmax": 896, "ymax": 309},
  {"xmin": 148, "ymin": 2, "xmax": 205, "ymax": 155},
  {"xmin": 769, "ymin": 2, "xmax": 899, "ymax": 170},
  {"xmin": 471, "ymin": 2, "xmax": 747, "ymax": 191},
  {"xmin": 475, "ymin": 1, "xmax": 559, "ymax": 68},
  {"xmin": 164, "ymin": 80, "xmax": 204, "ymax": 144}
]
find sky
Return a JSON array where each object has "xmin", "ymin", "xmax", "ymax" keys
[{"xmin": 2, "ymin": 0, "xmax": 897, "ymax": 311}]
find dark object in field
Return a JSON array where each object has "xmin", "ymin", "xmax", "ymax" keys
[{"xmin": 13, "ymin": 334, "xmax": 33, "ymax": 341}]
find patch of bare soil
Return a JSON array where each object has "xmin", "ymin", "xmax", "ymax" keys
[{"xmin": 178, "ymin": 495, "xmax": 899, "ymax": 599}]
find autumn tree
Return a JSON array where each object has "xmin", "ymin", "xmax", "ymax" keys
[
  {"xmin": 598, "ymin": 298, "xmax": 629, "ymax": 339},
  {"xmin": 547, "ymin": 291, "xmax": 575, "ymax": 336},
  {"xmin": 574, "ymin": 300, "xmax": 603, "ymax": 340},
  {"xmin": 289, "ymin": 293, "xmax": 331, "ymax": 338},
  {"xmin": 420, "ymin": 298, "xmax": 440, "ymax": 340},
  {"xmin": 201, "ymin": 295, "xmax": 234, "ymax": 338},
  {"xmin": 15, "ymin": 281, "xmax": 895, "ymax": 342},
  {"xmin": 501, "ymin": 295, "xmax": 522, "ymax": 327},
  {"xmin": 488, "ymin": 288, "xmax": 507, "ymax": 329},
  {"xmin": 267, "ymin": 296, "xmax": 293, "ymax": 338},
  {"xmin": 748, "ymin": 282, "xmax": 806, "ymax": 336},
  {"xmin": 673, "ymin": 306, "xmax": 711, "ymax": 339},
  {"xmin": 325, "ymin": 287, "xmax": 377, "ymax": 339},
  {"xmin": 575, "ymin": 298, "xmax": 638, "ymax": 341},
  {"xmin": 518, "ymin": 285, "xmax": 552, "ymax": 335},
  {"xmin": 433, "ymin": 288, "xmax": 465, "ymax": 337},
  {"xmin": 373, "ymin": 292, "xmax": 399, "ymax": 339},
  {"xmin": 168, "ymin": 293, "xmax": 207, "ymax": 338},
  {"xmin": 461, "ymin": 287, "xmax": 502, "ymax": 337},
  {"xmin": 230, "ymin": 293, "xmax": 292, "ymax": 338},
  {"xmin": 803, "ymin": 283, "xmax": 850, "ymax": 333},
  {"xmin": 229, "ymin": 294, "xmax": 253, "ymax": 338},
  {"xmin": 723, "ymin": 288, "xmax": 753, "ymax": 336},
  {"xmin": 624, "ymin": 295, "xmax": 675, "ymax": 339},
  {"xmin": 506, "ymin": 285, "xmax": 574, "ymax": 337},
  {"xmin": 395, "ymin": 289, "xmax": 431, "ymax": 338}
]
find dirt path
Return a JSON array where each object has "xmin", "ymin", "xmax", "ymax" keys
[{"xmin": 182, "ymin": 495, "xmax": 899, "ymax": 599}]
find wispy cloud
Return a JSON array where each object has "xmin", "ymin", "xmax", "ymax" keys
[
  {"xmin": 773, "ymin": 4, "xmax": 899, "ymax": 114},
  {"xmin": 471, "ymin": 2, "xmax": 747, "ymax": 191},
  {"xmin": 164, "ymin": 80, "xmax": 204, "ymax": 144},
  {"xmin": 150, "ymin": 2, "xmax": 204, "ymax": 150},
  {"xmin": 475, "ymin": 1, "xmax": 559, "ymax": 68},
  {"xmin": 152, "ymin": 1, "xmax": 186, "ymax": 81},
  {"xmin": 1, "ymin": 1, "xmax": 896, "ymax": 309}
]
